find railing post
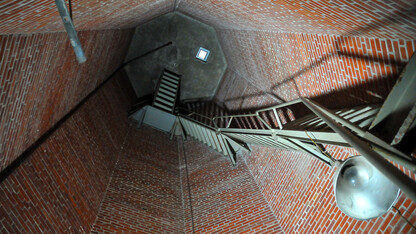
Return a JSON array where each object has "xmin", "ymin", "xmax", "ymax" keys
[{"xmin": 255, "ymin": 112, "xmax": 273, "ymax": 130}]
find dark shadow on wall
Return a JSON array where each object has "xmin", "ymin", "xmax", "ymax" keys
[
  {"xmin": 221, "ymin": 77, "xmax": 401, "ymax": 115},
  {"xmin": 267, "ymin": 39, "xmax": 407, "ymax": 105},
  {"xmin": 342, "ymin": 3, "xmax": 416, "ymax": 38},
  {"xmin": 222, "ymin": 39, "xmax": 409, "ymax": 111},
  {"xmin": 0, "ymin": 69, "xmax": 134, "ymax": 183},
  {"xmin": 220, "ymin": 5, "xmax": 416, "ymax": 112}
]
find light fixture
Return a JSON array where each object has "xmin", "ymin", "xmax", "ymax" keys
[
  {"xmin": 196, "ymin": 47, "xmax": 210, "ymax": 62},
  {"xmin": 333, "ymin": 156, "xmax": 399, "ymax": 220}
]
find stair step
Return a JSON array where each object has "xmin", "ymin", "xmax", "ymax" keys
[
  {"xmin": 162, "ymin": 75, "xmax": 179, "ymax": 85},
  {"xmin": 161, "ymin": 79, "xmax": 178, "ymax": 89},
  {"xmin": 159, "ymin": 83, "xmax": 177, "ymax": 93},
  {"xmin": 155, "ymin": 97, "xmax": 174, "ymax": 107},
  {"xmin": 154, "ymin": 102, "xmax": 172, "ymax": 112},
  {"xmin": 156, "ymin": 92, "xmax": 175, "ymax": 102},
  {"xmin": 151, "ymin": 69, "xmax": 181, "ymax": 113},
  {"xmin": 158, "ymin": 87, "xmax": 176, "ymax": 97},
  {"xmin": 164, "ymin": 70, "xmax": 180, "ymax": 78},
  {"xmin": 163, "ymin": 72, "xmax": 180, "ymax": 81}
]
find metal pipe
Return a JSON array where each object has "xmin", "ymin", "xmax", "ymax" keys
[
  {"xmin": 306, "ymin": 98, "xmax": 416, "ymax": 171},
  {"xmin": 55, "ymin": 0, "xmax": 86, "ymax": 63},
  {"xmin": 310, "ymin": 101, "xmax": 367, "ymax": 136},
  {"xmin": 301, "ymin": 97, "xmax": 416, "ymax": 202}
]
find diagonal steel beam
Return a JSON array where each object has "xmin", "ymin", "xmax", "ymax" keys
[{"xmin": 301, "ymin": 97, "xmax": 416, "ymax": 202}]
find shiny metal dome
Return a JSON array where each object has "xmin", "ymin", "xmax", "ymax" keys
[{"xmin": 333, "ymin": 156, "xmax": 400, "ymax": 220}]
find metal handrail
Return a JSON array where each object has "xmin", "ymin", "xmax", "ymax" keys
[
  {"xmin": 177, "ymin": 107, "xmax": 215, "ymax": 122},
  {"xmin": 183, "ymin": 100, "xmax": 330, "ymax": 134},
  {"xmin": 179, "ymin": 99, "xmax": 416, "ymax": 170},
  {"xmin": 179, "ymin": 97, "xmax": 416, "ymax": 188},
  {"xmin": 212, "ymin": 99, "xmax": 304, "ymax": 130},
  {"xmin": 213, "ymin": 113, "xmax": 265, "ymax": 129},
  {"xmin": 177, "ymin": 113, "xmax": 217, "ymax": 131},
  {"xmin": 212, "ymin": 100, "xmax": 303, "ymax": 131}
]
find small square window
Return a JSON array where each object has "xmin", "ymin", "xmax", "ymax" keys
[{"xmin": 196, "ymin": 47, "xmax": 210, "ymax": 62}]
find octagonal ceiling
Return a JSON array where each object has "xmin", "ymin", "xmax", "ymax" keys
[{"xmin": 124, "ymin": 12, "xmax": 227, "ymax": 100}]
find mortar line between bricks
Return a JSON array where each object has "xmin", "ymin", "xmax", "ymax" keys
[
  {"xmin": 241, "ymin": 154, "xmax": 286, "ymax": 234},
  {"xmin": 0, "ymin": 28, "xmax": 131, "ymax": 37},
  {"xmin": 227, "ymin": 67, "xmax": 283, "ymax": 102},
  {"xmin": 216, "ymin": 28, "xmax": 413, "ymax": 41},
  {"xmin": 90, "ymin": 126, "xmax": 132, "ymax": 233},
  {"xmin": 173, "ymin": 0, "xmax": 178, "ymax": 11},
  {"xmin": 178, "ymin": 137, "xmax": 188, "ymax": 233},
  {"xmin": 181, "ymin": 139, "xmax": 196, "ymax": 234}
]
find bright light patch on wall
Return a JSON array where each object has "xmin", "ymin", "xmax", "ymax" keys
[{"xmin": 196, "ymin": 47, "xmax": 210, "ymax": 62}]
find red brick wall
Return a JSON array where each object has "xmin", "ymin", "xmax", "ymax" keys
[
  {"xmin": 91, "ymin": 126, "xmax": 184, "ymax": 233},
  {"xmin": 178, "ymin": 0, "xmax": 416, "ymax": 40},
  {"xmin": 0, "ymin": 72, "xmax": 133, "ymax": 233},
  {"xmin": 239, "ymin": 145, "xmax": 416, "ymax": 233},
  {"xmin": 215, "ymin": 31, "xmax": 416, "ymax": 110},
  {"xmin": 0, "ymin": 29, "xmax": 132, "ymax": 171},
  {"xmin": 2, "ymin": 1, "xmax": 416, "ymax": 233},
  {"xmin": 179, "ymin": 138, "xmax": 284, "ymax": 233},
  {"xmin": 5, "ymin": 0, "xmax": 416, "ymax": 39},
  {"xmin": 0, "ymin": 0, "xmax": 173, "ymax": 34},
  {"xmin": 213, "ymin": 28, "xmax": 416, "ymax": 234}
]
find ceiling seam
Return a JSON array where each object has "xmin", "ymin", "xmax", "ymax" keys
[
  {"xmin": 216, "ymin": 28, "xmax": 413, "ymax": 44},
  {"xmin": 174, "ymin": 0, "xmax": 181, "ymax": 11}
]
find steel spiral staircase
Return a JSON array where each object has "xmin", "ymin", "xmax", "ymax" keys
[{"xmin": 129, "ymin": 56, "xmax": 416, "ymax": 202}]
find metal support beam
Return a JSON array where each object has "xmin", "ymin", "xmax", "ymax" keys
[
  {"xmin": 301, "ymin": 97, "xmax": 416, "ymax": 202},
  {"xmin": 304, "ymin": 97, "xmax": 416, "ymax": 172},
  {"xmin": 285, "ymin": 138, "xmax": 334, "ymax": 166},
  {"xmin": 55, "ymin": 0, "xmax": 86, "ymax": 63}
]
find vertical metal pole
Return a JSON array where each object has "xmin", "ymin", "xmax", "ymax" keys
[
  {"xmin": 272, "ymin": 108, "xmax": 283, "ymax": 129},
  {"xmin": 55, "ymin": 0, "xmax": 86, "ymax": 63},
  {"xmin": 301, "ymin": 97, "xmax": 416, "ymax": 202}
]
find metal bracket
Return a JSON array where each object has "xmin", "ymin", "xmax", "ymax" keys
[{"xmin": 55, "ymin": 0, "xmax": 86, "ymax": 63}]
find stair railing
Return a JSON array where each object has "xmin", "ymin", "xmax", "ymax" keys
[{"xmin": 177, "ymin": 103, "xmax": 335, "ymax": 166}]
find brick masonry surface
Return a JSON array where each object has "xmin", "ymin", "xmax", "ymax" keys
[
  {"xmin": 3, "ymin": 1, "xmax": 416, "ymax": 40},
  {"xmin": 177, "ymin": 0, "xmax": 416, "ymax": 40},
  {"xmin": 216, "ymin": 30, "xmax": 416, "ymax": 111},
  {"xmin": 179, "ymin": 137, "xmax": 284, "ymax": 233},
  {"xmin": 91, "ymin": 125, "xmax": 184, "ymax": 233},
  {"xmin": 0, "ymin": 0, "xmax": 174, "ymax": 34},
  {"xmin": 2, "ymin": 0, "xmax": 416, "ymax": 233},
  {"xmin": 0, "ymin": 72, "xmax": 133, "ymax": 233},
  {"xmin": 0, "ymin": 29, "xmax": 133, "ymax": 172},
  {"xmin": 213, "ymin": 28, "xmax": 416, "ymax": 234},
  {"xmin": 240, "ymin": 145, "xmax": 416, "ymax": 233}
]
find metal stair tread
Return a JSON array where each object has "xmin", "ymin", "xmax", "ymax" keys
[
  {"xmin": 155, "ymin": 97, "xmax": 174, "ymax": 107},
  {"xmin": 158, "ymin": 88, "xmax": 176, "ymax": 98},
  {"xmin": 156, "ymin": 92, "xmax": 175, "ymax": 102},
  {"xmin": 162, "ymin": 75, "xmax": 179, "ymax": 85},
  {"xmin": 161, "ymin": 79, "xmax": 179, "ymax": 89},
  {"xmin": 159, "ymin": 83, "xmax": 177, "ymax": 93},
  {"xmin": 154, "ymin": 103, "xmax": 173, "ymax": 112},
  {"xmin": 163, "ymin": 72, "xmax": 180, "ymax": 81}
]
